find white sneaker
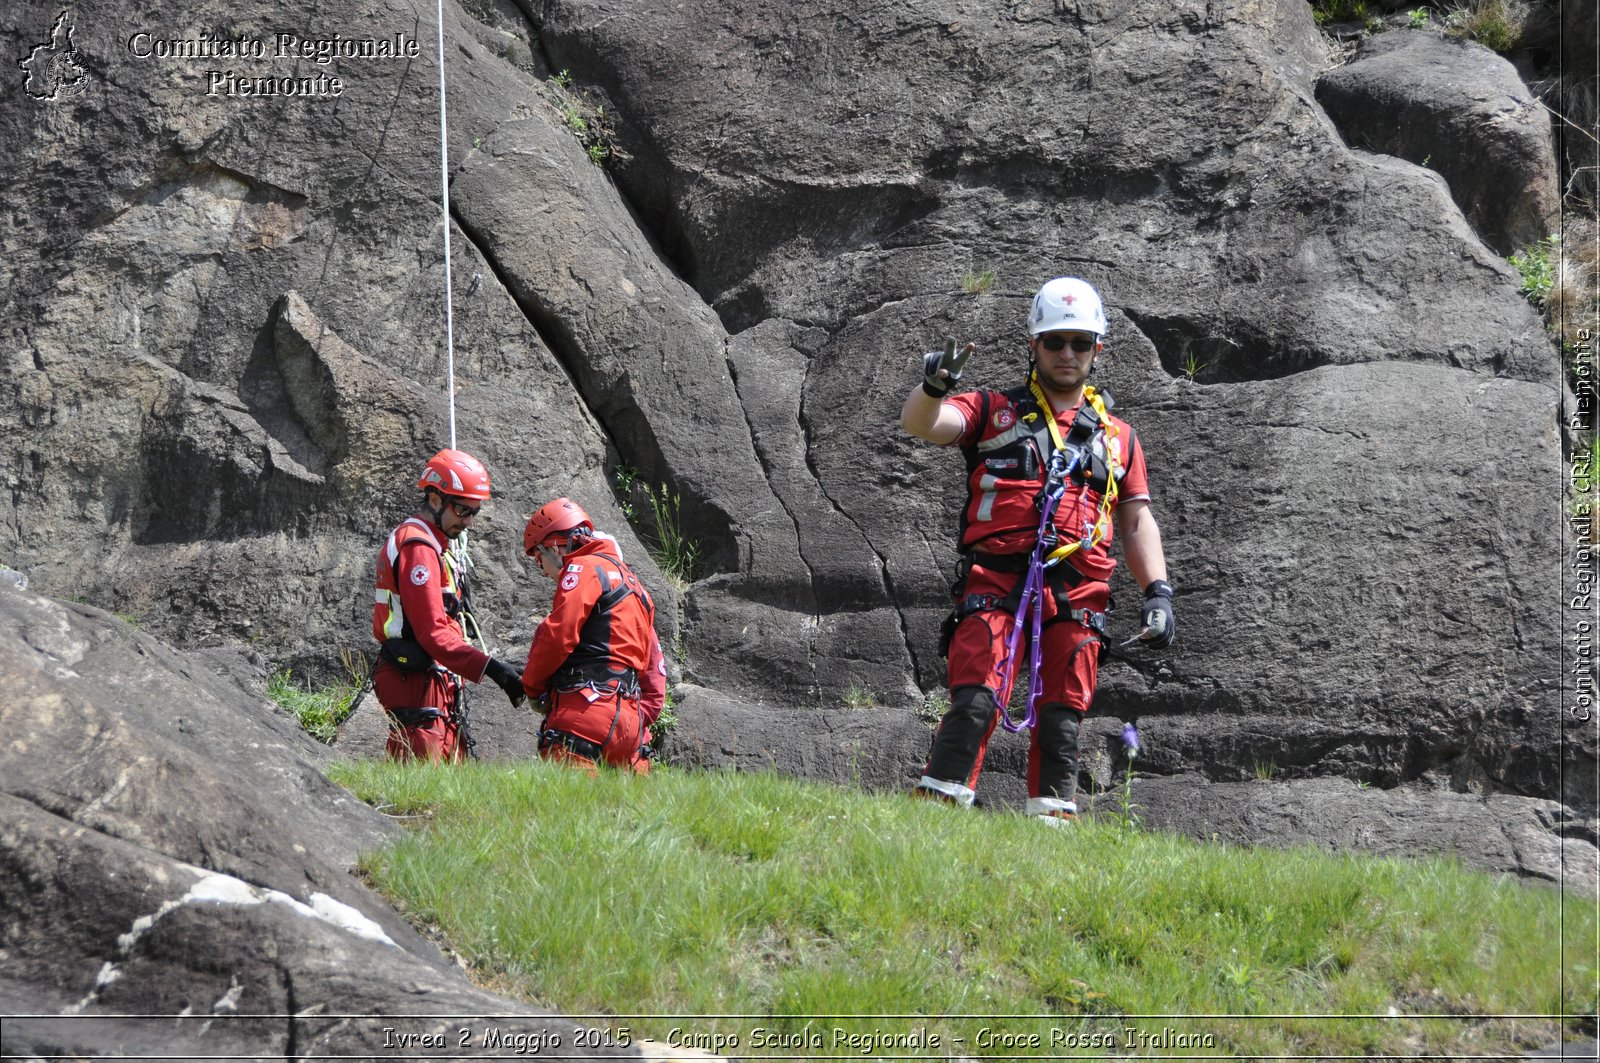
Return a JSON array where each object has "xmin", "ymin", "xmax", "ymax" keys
[
  {"xmin": 913, "ymin": 776, "xmax": 977, "ymax": 807},
  {"xmin": 1026, "ymin": 796, "xmax": 1078, "ymax": 825}
]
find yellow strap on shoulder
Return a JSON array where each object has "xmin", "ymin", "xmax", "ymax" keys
[
  {"xmin": 1032, "ymin": 380, "xmax": 1123, "ymax": 566},
  {"xmin": 1028, "ymin": 371, "xmax": 1069, "ymax": 454}
]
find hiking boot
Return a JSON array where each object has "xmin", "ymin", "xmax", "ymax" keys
[{"xmin": 1036, "ymin": 809, "xmax": 1078, "ymax": 828}]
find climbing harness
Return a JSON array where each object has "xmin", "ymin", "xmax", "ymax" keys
[{"xmin": 987, "ymin": 375, "xmax": 1125, "ymax": 735}]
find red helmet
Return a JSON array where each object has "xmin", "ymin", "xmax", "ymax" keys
[
  {"xmin": 523, "ymin": 497, "xmax": 592, "ymax": 555},
  {"xmin": 417, "ymin": 448, "xmax": 492, "ymax": 501}
]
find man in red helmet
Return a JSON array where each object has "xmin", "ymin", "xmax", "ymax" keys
[
  {"xmin": 901, "ymin": 277, "xmax": 1174, "ymax": 822},
  {"xmin": 520, "ymin": 498, "xmax": 667, "ymax": 774},
  {"xmin": 371, "ymin": 448, "xmax": 527, "ymax": 763}
]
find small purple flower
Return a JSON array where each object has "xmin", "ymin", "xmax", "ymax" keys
[{"xmin": 1121, "ymin": 723, "xmax": 1141, "ymax": 755}]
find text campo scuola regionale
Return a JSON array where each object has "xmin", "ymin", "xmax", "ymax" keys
[
  {"xmin": 126, "ymin": 31, "xmax": 421, "ymax": 97},
  {"xmin": 671, "ymin": 1025, "xmax": 1219, "ymax": 1054}
]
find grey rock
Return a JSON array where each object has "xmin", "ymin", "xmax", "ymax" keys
[
  {"xmin": 661, "ymin": 682, "xmax": 937, "ymax": 788},
  {"xmin": 1317, "ymin": 29, "xmax": 1561, "ymax": 256},
  {"xmin": 538, "ymin": 0, "xmax": 1551, "ymax": 382},
  {"xmin": 0, "ymin": 582, "xmax": 610, "ymax": 1056},
  {"xmin": 0, "ymin": 0, "xmax": 674, "ymax": 684},
  {"xmin": 1127, "ymin": 772, "xmax": 1599, "ymax": 897}
]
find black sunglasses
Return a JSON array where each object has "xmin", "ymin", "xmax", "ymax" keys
[
  {"xmin": 1039, "ymin": 334, "xmax": 1097, "ymax": 353},
  {"xmin": 446, "ymin": 499, "xmax": 481, "ymax": 519}
]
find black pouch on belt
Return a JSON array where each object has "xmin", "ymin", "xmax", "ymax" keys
[
  {"xmin": 380, "ymin": 637, "xmax": 436, "ymax": 672},
  {"xmin": 387, "ymin": 706, "xmax": 444, "ymax": 727}
]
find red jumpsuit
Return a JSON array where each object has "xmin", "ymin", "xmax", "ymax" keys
[
  {"xmin": 522, "ymin": 538, "xmax": 665, "ymax": 774},
  {"xmin": 923, "ymin": 386, "xmax": 1150, "ymax": 805},
  {"xmin": 371, "ymin": 517, "xmax": 490, "ymax": 762}
]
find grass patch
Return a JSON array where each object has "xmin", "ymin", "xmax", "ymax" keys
[
  {"xmin": 644, "ymin": 481, "xmax": 700, "ymax": 588},
  {"xmin": 1511, "ymin": 225, "xmax": 1598, "ymax": 361},
  {"xmin": 331, "ymin": 761, "xmax": 1596, "ymax": 1056},
  {"xmin": 916, "ymin": 689, "xmax": 949, "ymax": 726},
  {"xmin": 840, "ymin": 683, "xmax": 877, "ymax": 710},
  {"xmin": 610, "ymin": 466, "xmax": 702, "ymax": 588},
  {"xmin": 549, "ymin": 70, "xmax": 620, "ymax": 168},
  {"xmin": 1442, "ymin": 0, "xmax": 1527, "ymax": 52},
  {"xmin": 1310, "ymin": 0, "xmax": 1371, "ymax": 25},
  {"xmin": 961, "ymin": 269, "xmax": 997, "ymax": 295},
  {"xmin": 1511, "ymin": 234, "xmax": 1562, "ymax": 305},
  {"xmin": 270, "ymin": 657, "xmax": 364, "ymax": 743}
]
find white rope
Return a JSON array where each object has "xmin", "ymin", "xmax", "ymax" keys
[
  {"xmin": 433, "ymin": 0, "xmax": 476, "ymax": 630},
  {"xmin": 434, "ymin": 0, "xmax": 458, "ymax": 450}
]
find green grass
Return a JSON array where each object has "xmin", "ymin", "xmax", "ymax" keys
[
  {"xmin": 610, "ymin": 467, "xmax": 703, "ymax": 587},
  {"xmin": 840, "ymin": 683, "xmax": 877, "ymax": 710},
  {"xmin": 1443, "ymin": 0, "xmax": 1522, "ymax": 52},
  {"xmin": 916, "ymin": 689, "xmax": 949, "ymax": 726},
  {"xmin": 1310, "ymin": 0, "xmax": 1370, "ymax": 26},
  {"xmin": 644, "ymin": 481, "xmax": 701, "ymax": 588},
  {"xmin": 962, "ymin": 269, "xmax": 997, "ymax": 295},
  {"xmin": 1511, "ymin": 235, "xmax": 1562, "ymax": 306},
  {"xmin": 270, "ymin": 666, "xmax": 361, "ymax": 743},
  {"xmin": 331, "ymin": 761, "xmax": 1596, "ymax": 1057}
]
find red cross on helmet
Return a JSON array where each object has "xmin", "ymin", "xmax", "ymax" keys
[
  {"xmin": 417, "ymin": 448, "xmax": 492, "ymax": 500},
  {"xmin": 1027, "ymin": 277, "xmax": 1107, "ymax": 337}
]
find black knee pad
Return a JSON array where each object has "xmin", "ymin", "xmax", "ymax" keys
[
  {"xmin": 949, "ymin": 684, "xmax": 996, "ymax": 725},
  {"xmin": 925, "ymin": 685, "xmax": 997, "ymax": 783},
  {"xmin": 1035, "ymin": 702, "xmax": 1082, "ymax": 800},
  {"xmin": 1039, "ymin": 702, "xmax": 1080, "ymax": 745}
]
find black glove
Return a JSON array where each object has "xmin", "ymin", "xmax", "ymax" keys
[
  {"xmin": 1139, "ymin": 580, "xmax": 1175, "ymax": 650},
  {"xmin": 484, "ymin": 658, "xmax": 526, "ymax": 707},
  {"xmin": 921, "ymin": 336, "xmax": 972, "ymax": 397}
]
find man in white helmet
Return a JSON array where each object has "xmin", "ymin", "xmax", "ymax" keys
[{"xmin": 900, "ymin": 276, "xmax": 1173, "ymax": 822}]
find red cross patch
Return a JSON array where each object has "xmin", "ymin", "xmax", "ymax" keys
[
  {"xmin": 994, "ymin": 408, "xmax": 1016, "ymax": 431},
  {"xmin": 560, "ymin": 572, "xmax": 580, "ymax": 592}
]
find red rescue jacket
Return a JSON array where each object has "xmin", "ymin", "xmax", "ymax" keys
[
  {"xmin": 372, "ymin": 517, "xmax": 490, "ymax": 680},
  {"xmin": 523, "ymin": 538, "xmax": 662, "ymax": 719}
]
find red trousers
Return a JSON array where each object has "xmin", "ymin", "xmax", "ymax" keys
[
  {"xmin": 930, "ymin": 563, "xmax": 1108, "ymax": 797},
  {"xmin": 541, "ymin": 685, "xmax": 651, "ymax": 775},
  {"xmin": 945, "ymin": 565, "xmax": 1107, "ymax": 709},
  {"xmin": 374, "ymin": 663, "xmax": 465, "ymax": 764}
]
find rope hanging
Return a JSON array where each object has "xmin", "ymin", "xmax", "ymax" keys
[
  {"xmin": 434, "ymin": 0, "xmax": 458, "ymax": 449},
  {"xmin": 432, "ymin": 0, "xmax": 479, "ymax": 649}
]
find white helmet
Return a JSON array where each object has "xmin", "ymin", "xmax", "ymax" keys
[{"xmin": 1027, "ymin": 277, "xmax": 1107, "ymax": 338}]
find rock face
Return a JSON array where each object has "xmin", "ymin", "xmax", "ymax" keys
[
  {"xmin": 0, "ymin": 0, "xmax": 1587, "ymax": 876},
  {"xmin": 0, "ymin": 583, "xmax": 615, "ymax": 1058},
  {"xmin": 1316, "ymin": 29, "xmax": 1561, "ymax": 257}
]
